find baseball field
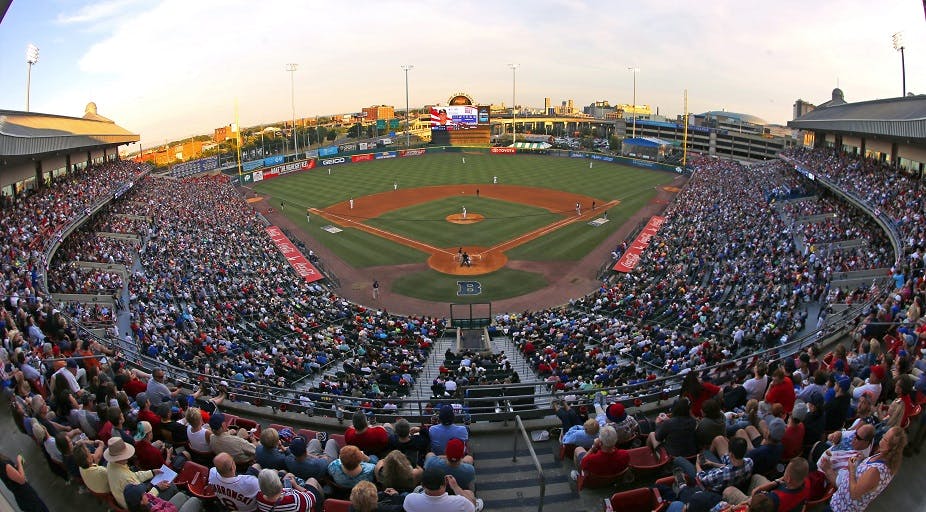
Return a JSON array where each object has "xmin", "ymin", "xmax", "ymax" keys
[{"xmin": 252, "ymin": 152, "xmax": 678, "ymax": 304}]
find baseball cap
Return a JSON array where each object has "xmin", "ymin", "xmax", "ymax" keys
[
  {"xmin": 208, "ymin": 412, "xmax": 226, "ymax": 430},
  {"xmin": 134, "ymin": 421, "xmax": 152, "ymax": 442},
  {"xmin": 66, "ymin": 358, "xmax": 79, "ymax": 369},
  {"xmin": 791, "ymin": 401, "xmax": 808, "ymax": 422},
  {"xmin": 837, "ymin": 376, "xmax": 851, "ymax": 392},
  {"xmin": 445, "ymin": 438, "xmax": 465, "ymax": 461},
  {"xmin": 606, "ymin": 403, "xmax": 626, "ymax": 422},
  {"xmin": 289, "ymin": 436, "xmax": 307, "ymax": 457},
  {"xmin": 870, "ymin": 365, "xmax": 886, "ymax": 381},
  {"xmin": 135, "ymin": 392, "xmax": 148, "ymax": 406},
  {"xmin": 438, "ymin": 404, "xmax": 454, "ymax": 425},
  {"xmin": 807, "ymin": 392, "xmax": 824, "ymax": 410},
  {"xmin": 767, "ymin": 417, "xmax": 786, "ymax": 442}
]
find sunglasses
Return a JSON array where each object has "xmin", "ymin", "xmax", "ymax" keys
[{"xmin": 854, "ymin": 434, "xmax": 873, "ymax": 443}]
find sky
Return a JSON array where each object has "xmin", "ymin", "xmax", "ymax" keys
[{"xmin": 1, "ymin": 0, "xmax": 924, "ymax": 145}]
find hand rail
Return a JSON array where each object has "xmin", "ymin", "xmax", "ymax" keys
[{"xmin": 512, "ymin": 415, "xmax": 546, "ymax": 512}]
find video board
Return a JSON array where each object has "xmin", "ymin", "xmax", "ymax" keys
[{"xmin": 430, "ymin": 105, "xmax": 479, "ymax": 130}]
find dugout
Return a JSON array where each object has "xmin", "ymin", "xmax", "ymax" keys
[{"xmin": 621, "ymin": 136, "xmax": 673, "ymax": 162}]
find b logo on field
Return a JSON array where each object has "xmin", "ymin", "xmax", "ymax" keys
[{"xmin": 457, "ymin": 281, "xmax": 482, "ymax": 296}]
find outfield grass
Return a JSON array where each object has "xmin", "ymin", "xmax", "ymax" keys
[
  {"xmin": 390, "ymin": 267, "xmax": 548, "ymax": 302},
  {"xmin": 257, "ymin": 152, "xmax": 675, "ymax": 268},
  {"xmin": 365, "ymin": 197, "xmax": 564, "ymax": 249}
]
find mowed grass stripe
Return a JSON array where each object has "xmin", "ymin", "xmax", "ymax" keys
[
  {"xmin": 390, "ymin": 268, "xmax": 548, "ymax": 302},
  {"xmin": 256, "ymin": 153, "xmax": 677, "ymax": 266},
  {"xmin": 279, "ymin": 207, "xmax": 427, "ymax": 267},
  {"xmin": 365, "ymin": 197, "xmax": 562, "ymax": 248}
]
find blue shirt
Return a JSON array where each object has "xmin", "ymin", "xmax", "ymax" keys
[
  {"xmin": 427, "ymin": 424, "xmax": 469, "ymax": 455},
  {"xmin": 255, "ymin": 445, "xmax": 286, "ymax": 470},
  {"xmin": 562, "ymin": 425, "xmax": 596, "ymax": 449},
  {"xmin": 424, "ymin": 457, "xmax": 476, "ymax": 490},
  {"xmin": 327, "ymin": 459, "xmax": 375, "ymax": 488},
  {"xmin": 285, "ymin": 454, "xmax": 329, "ymax": 480}
]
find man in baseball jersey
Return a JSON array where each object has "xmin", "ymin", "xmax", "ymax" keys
[
  {"xmin": 255, "ymin": 468, "xmax": 322, "ymax": 512},
  {"xmin": 209, "ymin": 452, "xmax": 260, "ymax": 511}
]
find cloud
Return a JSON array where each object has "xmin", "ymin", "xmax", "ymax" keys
[{"xmin": 56, "ymin": 0, "xmax": 139, "ymax": 24}]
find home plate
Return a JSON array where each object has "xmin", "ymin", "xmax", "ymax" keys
[{"xmin": 588, "ymin": 217, "xmax": 610, "ymax": 227}]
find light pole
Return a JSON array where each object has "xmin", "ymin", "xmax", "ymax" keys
[
  {"xmin": 401, "ymin": 65, "xmax": 414, "ymax": 148},
  {"xmin": 627, "ymin": 67, "xmax": 639, "ymax": 138},
  {"xmin": 286, "ymin": 63, "xmax": 299, "ymax": 158},
  {"xmin": 508, "ymin": 64, "xmax": 519, "ymax": 144},
  {"xmin": 25, "ymin": 44, "xmax": 39, "ymax": 112},
  {"xmin": 893, "ymin": 32, "xmax": 906, "ymax": 97}
]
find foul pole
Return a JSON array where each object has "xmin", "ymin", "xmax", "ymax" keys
[
  {"xmin": 682, "ymin": 89, "xmax": 689, "ymax": 167},
  {"xmin": 235, "ymin": 99, "xmax": 243, "ymax": 178}
]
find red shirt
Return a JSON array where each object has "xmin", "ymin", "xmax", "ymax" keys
[
  {"xmin": 688, "ymin": 382, "xmax": 721, "ymax": 418},
  {"xmin": 138, "ymin": 409, "xmax": 162, "ymax": 430},
  {"xmin": 765, "ymin": 377, "xmax": 796, "ymax": 414},
  {"xmin": 344, "ymin": 425, "xmax": 389, "ymax": 456},
  {"xmin": 580, "ymin": 448, "xmax": 630, "ymax": 476},
  {"xmin": 124, "ymin": 377, "xmax": 147, "ymax": 399},
  {"xmin": 134, "ymin": 439, "xmax": 165, "ymax": 470},
  {"xmin": 781, "ymin": 423, "xmax": 804, "ymax": 460}
]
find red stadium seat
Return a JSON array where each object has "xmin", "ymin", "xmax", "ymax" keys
[
  {"xmin": 558, "ymin": 442, "xmax": 577, "ymax": 461},
  {"xmin": 627, "ymin": 446, "xmax": 671, "ymax": 473},
  {"xmin": 576, "ymin": 466, "xmax": 631, "ymax": 492},
  {"xmin": 323, "ymin": 498, "xmax": 352, "ymax": 512},
  {"xmin": 609, "ymin": 487, "xmax": 665, "ymax": 512},
  {"xmin": 330, "ymin": 433, "xmax": 346, "ymax": 449},
  {"xmin": 298, "ymin": 428, "xmax": 319, "ymax": 441}
]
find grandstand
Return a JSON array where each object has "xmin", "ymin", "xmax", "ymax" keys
[{"xmin": 1, "ymin": 92, "xmax": 925, "ymax": 512}]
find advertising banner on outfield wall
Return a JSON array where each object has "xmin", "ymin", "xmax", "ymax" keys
[
  {"xmin": 242, "ymin": 160, "xmax": 263, "ymax": 172},
  {"xmin": 265, "ymin": 226, "xmax": 324, "ymax": 283},
  {"xmin": 590, "ymin": 154, "xmax": 615, "ymax": 162},
  {"xmin": 275, "ymin": 159, "xmax": 316, "ymax": 175},
  {"xmin": 320, "ymin": 156, "xmax": 351, "ymax": 166},
  {"xmin": 399, "ymin": 149, "xmax": 426, "ymax": 157},
  {"xmin": 375, "ymin": 151, "xmax": 397, "ymax": 159},
  {"xmin": 305, "ymin": 150, "xmax": 319, "ymax": 159},
  {"xmin": 264, "ymin": 155, "xmax": 285, "ymax": 166},
  {"xmin": 490, "ymin": 147, "xmax": 516, "ymax": 154},
  {"xmin": 319, "ymin": 146, "xmax": 339, "ymax": 157},
  {"xmin": 569, "ymin": 152, "xmax": 586, "ymax": 158},
  {"xmin": 613, "ymin": 215, "xmax": 665, "ymax": 273},
  {"xmin": 351, "ymin": 154, "xmax": 374, "ymax": 163},
  {"xmin": 359, "ymin": 142, "xmax": 369, "ymax": 151},
  {"xmin": 339, "ymin": 143, "xmax": 357, "ymax": 153}
]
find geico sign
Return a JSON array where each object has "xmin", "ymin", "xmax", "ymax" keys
[
  {"xmin": 490, "ymin": 147, "xmax": 516, "ymax": 154},
  {"xmin": 322, "ymin": 157, "xmax": 346, "ymax": 165}
]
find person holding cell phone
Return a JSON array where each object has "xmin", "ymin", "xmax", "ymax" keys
[{"xmin": 0, "ymin": 453, "xmax": 49, "ymax": 512}]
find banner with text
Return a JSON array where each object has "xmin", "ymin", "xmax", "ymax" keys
[
  {"xmin": 320, "ymin": 156, "xmax": 352, "ymax": 166},
  {"xmin": 351, "ymin": 153, "xmax": 374, "ymax": 163},
  {"xmin": 399, "ymin": 148, "xmax": 426, "ymax": 157},
  {"xmin": 266, "ymin": 226, "xmax": 324, "ymax": 283},
  {"xmin": 319, "ymin": 146, "xmax": 339, "ymax": 157},
  {"xmin": 613, "ymin": 215, "xmax": 665, "ymax": 273},
  {"xmin": 490, "ymin": 147, "xmax": 517, "ymax": 154},
  {"xmin": 375, "ymin": 151, "xmax": 397, "ymax": 160}
]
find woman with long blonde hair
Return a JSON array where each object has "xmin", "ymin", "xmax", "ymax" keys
[{"xmin": 822, "ymin": 426, "xmax": 907, "ymax": 512}]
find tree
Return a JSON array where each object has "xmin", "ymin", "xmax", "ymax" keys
[{"xmin": 326, "ymin": 129, "xmax": 337, "ymax": 142}]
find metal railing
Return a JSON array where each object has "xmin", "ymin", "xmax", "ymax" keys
[{"xmin": 512, "ymin": 415, "xmax": 546, "ymax": 512}]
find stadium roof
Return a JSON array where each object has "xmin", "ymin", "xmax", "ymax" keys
[
  {"xmin": 0, "ymin": 103, "xmax": 139, "ymax": 162},
  {"xmin": 788, "ymin": 95, "xmax": 926, "ymax": 142},
  {"xmin": 697, "ymin": 111, "xmax": 767, "ymax": 126}
]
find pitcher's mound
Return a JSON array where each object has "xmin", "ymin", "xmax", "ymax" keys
[
  {"xmin": 428, "ymin": 247, "xmax": 507, "ymax": 275},
  {"xmin": 446, "ymin": 213, "xmax": 484, "ymax": 224}
]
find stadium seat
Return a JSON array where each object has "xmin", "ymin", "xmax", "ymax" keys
[
  {"xmin": 330, "ymin": 433, "xmax": 346, "ymax": 449},
  {"xmin": 558, "ymin": 442, "xmax": 577, "ymax": 461},
  {"xmin": 232, "ymin": 416, "xmax": 259, "ymax": 433},
  {"xmin": 323, "ymin": 498, "xmax": 352, "ymax": 512},
  {"xmin": 89, "ymin": 489, "xmax": 128, "ymax": 512},
  {"xmin": 627, "ymin": 446, "xmax": 671, "ymax": 473},
  {"xmin": 180, "ymin": 461, "xmax": 216, "ymax": 500},
  {"xmin": 298, "ymin": 428, "xmax": 319, "ymax": 441},
  {"xmin": 608, "ymin": 487, "xmax": 666, "ymax": 512},
  {"xmin": 576, "ymin": 465, "xmax": 631, "ymax": 492},
  {"xmin": 269, "ymin": 423, "xmax": 293, "ymax": 434}
]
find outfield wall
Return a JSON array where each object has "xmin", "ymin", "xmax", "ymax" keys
[{"xmin": 232, "ymin": 146, "xmax": 680, "ymax": 185}]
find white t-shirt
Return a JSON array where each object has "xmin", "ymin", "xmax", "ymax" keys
[
  {"xmin": 208, "ymin": 467, "xmax": 260, "ymax": 512},
  {"xmin": 851, "ymin": 382, "xmax": 882, "ymax": 407},
  {"xmin": 743, "ymin": 376, "xmax": 768, "ymax": 401},
  {"xmin": 403, "ymin": 492, "xmax": 475, "ymax": 512}
]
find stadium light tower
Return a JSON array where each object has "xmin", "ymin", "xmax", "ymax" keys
[
  {"xmin": 627, "ymin": 66, "xmax": 639, "ymax": 138},
  {"xmin": 286, "ymin": 63, "xmax": 299, "ymax": 158},
  {"xmin": 893, "ymin": 32, "xmax": 906, "ymax": 97},
  {"xmin": 25, "ymin": 44, "xmax": 39, "ymax": 112},
  {"xmin": 508, "ymin": 64, "xmax": 519, "ymax": 144},
  {"xmin": 401, "ymin": 65, "xmax": 414, "ymax": 148}
]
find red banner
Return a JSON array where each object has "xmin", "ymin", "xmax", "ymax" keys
[
  {"xmin": 351, "ymin": 153, "xmax": 374, "ymax": 163},
  {"xmin": 613, "ymin": 215, "xmax": 665, "ymax": 273},
  {"xmin": 400, "ymin": 148, "xmax": 426, "ymax": 157},
  {"xmin": 490, "ymin": 147, "xmax": 517, "ymax": 154},
  {"xmin": 265, "ymin": 226, "xmax": 324, "ymax": 283}
]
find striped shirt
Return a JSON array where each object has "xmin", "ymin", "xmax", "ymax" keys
[{"xmin": 256, "ymin": 488, "xmax": 316, "ymax": 512}]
